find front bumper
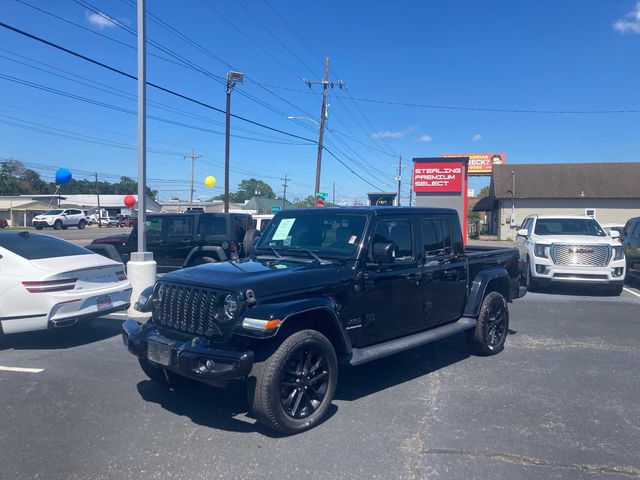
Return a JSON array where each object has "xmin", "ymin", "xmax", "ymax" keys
[
  {"xmin": 530, "ymin": 255, "xmax": 626, "ymax": 284},
  {"xmin": 122, "ymin": 320, "xmax": 254, "ymax": 382},
  {"xmin": 32, "ymin": 220, "xmax": 53, "ymax": 227}
]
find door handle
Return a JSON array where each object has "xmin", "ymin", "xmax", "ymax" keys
[
  {"xmin": 443, "ymin": 269, "xmax": 458, "ymax": 280},
  {"xmin": 402, "ymin": 273, "xmax": 424, "ymax": 284}
]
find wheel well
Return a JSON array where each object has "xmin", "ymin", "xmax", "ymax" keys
[
  {"xmin": 276, "ymin": 309, "xmax": 349, "ymax": 355},
  {"xmin": 485, "ymin": 276, "xmax": 510, "ymax": 300}
]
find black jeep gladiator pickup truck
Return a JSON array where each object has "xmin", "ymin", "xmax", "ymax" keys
[{"xmin": 123, "ymin": 207, "xmax": 526, "ymax": 434}]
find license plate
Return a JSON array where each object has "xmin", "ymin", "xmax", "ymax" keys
[
  {"xmin": 147, "ymin": 340, "xmax": 172, "ymax": 366},
  {"xmin": 96, "ymin": 295, "xmax": 112, "ymax": 309}
]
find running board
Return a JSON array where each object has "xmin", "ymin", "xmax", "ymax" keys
[{"xmin": 348, "ymin": 317, "xmax": 477, "ymax": 366}]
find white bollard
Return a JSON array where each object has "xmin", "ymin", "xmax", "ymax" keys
[{"xmin": 126, "ymin": 251, "xmax": 157, "ymax": 321}]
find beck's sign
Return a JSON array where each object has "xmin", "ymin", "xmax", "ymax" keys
[
  {"xmin": 441, "ymin": 152, "xmax": 505, "ymax": 176},
  {"xmin": 413, "ymin": 162, "xmax": 463, "ymax": 193}
]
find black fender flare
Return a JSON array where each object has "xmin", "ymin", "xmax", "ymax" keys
[
  {"xmin": 183, "ymin": 246, "xmax": 227, "ymax": 267},
  {"xmin": 464, "ymin": 267, "xmax": 511, "ymax": 317},
  {"xmin": 85, "ymin": 244, "xmax": 124, "ymax": 264},
  {"xmin": 236, "ymin": 297, "xmax": 352, "ymax": 353}
]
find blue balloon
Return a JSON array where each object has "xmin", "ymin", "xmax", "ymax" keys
[{"xmin": 55, "ymin": 168, "xmax": 72, "ymax": 185}]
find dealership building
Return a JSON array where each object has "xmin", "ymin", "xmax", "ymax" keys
[{"xmin": 475, "ymin": 162, "xmax": 640, "ymax": 240}]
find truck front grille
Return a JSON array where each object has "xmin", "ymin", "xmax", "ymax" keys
[
  {"xmin": 551, "ymin": 244, "xmax": 610, "ymax": 267},
  {"xmin": 153, "ymin": 282, "xmax": 223, "ymax": 337}
]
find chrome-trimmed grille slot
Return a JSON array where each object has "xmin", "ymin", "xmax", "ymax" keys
[{"xmin": 551, "ymin": 244, "xmax": 610, "ymax": 267}]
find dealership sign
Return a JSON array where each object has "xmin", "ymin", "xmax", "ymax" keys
[
  {"xmin": 413, "ymin": 161, "xmax": 464, "ymax": 193},
  {"xmin": 441, "ymin": 152, "xmax": 506, "ymax": 176}
]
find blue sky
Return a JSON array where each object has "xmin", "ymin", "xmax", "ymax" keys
[{"xmin": 2, "ymin": 0, "xmax": 640, "ymax": 203}]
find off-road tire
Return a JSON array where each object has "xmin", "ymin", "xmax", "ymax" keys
[
  {"xmin": 466, "ymin": 291, "xmax": 509, "ymax": 356},
  {"xmin": 77, "ymin": 220, "xmax": 86, "ymax": 230},
  {"xmin": 525, "ymin": 258, "xmax": 538, "ymax": 291},
  {"xmin": 243, "ymin": 229, "xmax": 261, "ymax": 256},
  {"xmin": 53, "ymin": 220, "xmax": 63, "ymax": 230},
  {"xmin": 247, "ymin": 329, "xmax": 338, "ymax": 435}
]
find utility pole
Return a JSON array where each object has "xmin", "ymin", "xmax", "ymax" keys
[
  {"xmin": 332, "ymin": 181, "xmax": 335, "ymax": 205},
  {"xmin": 137, "ymin": 0, "xmax": 147, "ymax": 252},
  {"xmin": 281, "ymin": 173, "xmax": 288, "ymax": 210},
  {"xmin": 305, "ymin": 57, "xmax": 345, "ymax": 197},
  {"xmin": 395, "ymin": 155, "xmax": 403, "ymax": 206},
  {"xmin": 94, "ymin": 172, "xmax": 102, "ymax": 228},
  {"xmin": 184, "ymin": 148, "xmax": 201, "ymax": 211},
  {"xmin": 224, "ymin": 71, "xmax": 244, "ymax": 213},
  {"xmin": 409, "ymin": 188, "xmax": 413, "ymax": 207}
]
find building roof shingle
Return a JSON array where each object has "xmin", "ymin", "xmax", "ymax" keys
[{"xmin": 492, "ymin": 162, "xmax": 640, "ymax": 199}]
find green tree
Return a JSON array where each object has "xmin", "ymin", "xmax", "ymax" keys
[
  {"xmin": 478, "ymin": 186, "xmax": 490, "ymax": 198},
  {"xmin": 215, "ymin": 178, "xmax": 275, "ymax": 203}
]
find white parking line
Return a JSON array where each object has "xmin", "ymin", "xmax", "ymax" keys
[
  {"xmin": 623, "ymin": 287, "xmax": 640, "ymax": 299},
  {"xmin": 0, "ymin": 366, "xmax": 44, "ymax": 373}
]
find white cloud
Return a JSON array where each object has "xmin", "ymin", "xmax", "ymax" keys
[
  {"xmin": 471, "ymin": 133, "xmax": 482, "ymax": 141},
  {"xmin": 418, "ymin": 134, "xmax": 432, "ymax": 142},
  {"xmin": 371, "ymin": 126, "xmax": 416, "ymax": 139},
  {"xmin": 87, "ymin": 11, "xmax": 117, "ymax": 29},
  {"xmin": 613, "ymin": 2, "xmax": 640, "ymax": 33}
]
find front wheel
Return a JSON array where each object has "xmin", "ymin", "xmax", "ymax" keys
[
  {"xmin": 35, "ymin": 226, "xmax": 43, "ymax": 230},
  {"xmin": 77, "ymin": 220, "xmax": 86, "ymax": 229},
  {"xmin": 247, "ymin": 330, "xmax": 338, "ymax": 434},
  {"xmin": 53, "ymin": 220, "xmax": 62, "ymax": 230},
  {"xmin": 466, "ymin": 291, "xmax": 509, "ymax": 356}
]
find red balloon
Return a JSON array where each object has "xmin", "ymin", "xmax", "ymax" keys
[{"xmin": 123, "ymin": 195, "xmax": 136, "ymax": 208}]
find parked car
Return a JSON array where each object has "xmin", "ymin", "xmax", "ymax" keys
[
  {"xmin": 622, "ymin": 216, "xmax": 640, "ymax": 282},
  {"xmin": 516, "ymin": 215, "xmax": 625, "ymax": 294},
  {"xmin": 92, "ymin": 212, "xmax": 257, "ymax": 272},
  {"xmin": 118, "ymin": 216, "xmax": 136, "ymax": 228},
  {"xmin": 602, "ymin": 223, "xmax": 625, "ymax": 241},
  {"xmin": 32, "ymin": 208, "xmax": 88, "ymax": 230},
  {"xmin": 0, "ymin": 218, "xmax": 8, "ymax": 229},
  {"xmin": 253, "ymin": 214, "xmax": 274, "ymax": 232},
  {"xmin": 123, "ymin": 206, "xmax": 526, "ymax": 434},
  {"xmin": 0, "ymin": 231, "xmax": 131, "ymax": 335}
]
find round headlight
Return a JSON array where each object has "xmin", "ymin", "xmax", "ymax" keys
[{"xmin": 223, "ymin": 294, "xmax": 238, "ymax": 320}]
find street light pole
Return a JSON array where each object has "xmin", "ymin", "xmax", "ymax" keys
[{"xmin": 224, "ymin": 71, "xmax": 243, "ymax": 213}]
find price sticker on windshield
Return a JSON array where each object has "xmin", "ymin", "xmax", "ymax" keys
[{"xmin": 272, "ymin": 218, "xmax": 295, "ymax": 241}]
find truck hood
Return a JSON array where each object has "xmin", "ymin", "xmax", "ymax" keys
[
  {"xmin": 162, "ymin": 257, "xmax": 353, "ymax": 298},
  {"xmin": 535, "ymin": 235, "xmax": 616, "ymax": 246}
]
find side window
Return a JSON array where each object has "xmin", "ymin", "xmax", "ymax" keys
[
  {"xmin": 422, "ymin": 218, "xmax": 452, "ymax": 257},
  {"xmin": 198, "ymin": 216, "xmax": 227, "ymax": 236},
  {"xmin": 373, "ymin": 220, "xmax": 413, "ymax": 261},
  {"xmin": 633, "ymin": 222, "xmax": 640, "ymax": 238},
  {"xmin": 167, "ymin": 216, "xmax": 193, "ymax": 236},
  {"xmin": 145, "ymin": 217, "xmax": 164, "ymax": 237}
]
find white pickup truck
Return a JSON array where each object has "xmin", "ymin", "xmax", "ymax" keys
[{"xmin": 516, "ymin": 215, "xmax": 625, "ymax": 295}]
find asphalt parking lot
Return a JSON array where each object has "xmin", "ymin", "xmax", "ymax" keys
[{"xmin": 1, "ymin": 284, "xmax": 639, "ymax": 479}]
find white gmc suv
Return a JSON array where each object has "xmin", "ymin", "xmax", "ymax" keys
[{"xmin": 516, "ymin": 215, "xmax": 625, "ymax": 295}]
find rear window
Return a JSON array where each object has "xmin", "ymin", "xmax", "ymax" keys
[
  {"xmin": 198, "ymin": 216, "xmax": 227, "ymax": 236},
  {"xmin": 0, "ymin": 233, "xmax": 93, "ymax": 260}
]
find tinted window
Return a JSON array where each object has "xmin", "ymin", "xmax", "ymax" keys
[
  {"xmin": 534, "ymin": 218, "xmax": 605, "ymax": 237},
  {"xmin": 422, "ymin": 219, "xmax": 452, "ymax": 256},
  {"xmin": 0, "ymin": 233, "xmax": 92, "ymax": 260},
  {"xmin": 145, "ymin": 218, "xmax": 164, "ymax": 237},
  {"xmin": 198, "ymin": 216, "xmax": 227, "ymax": 236},
  {"xmin": 373, "ymin": 220, "xmax": 412, "ymax": 260},
  {"xmin": 633, "ymin": 223, "xmax": 640, "ymax": 238},
  {"xmin": 69, "ymin": 209, "xmax": 82, "ymax": 215},
  {"xmin": 43, "ymin": 210, "xmax": 64, "ymax": 215},
  {"xmin": 167, "ymin": 216, "xmax": 193, "ymax": 236}
]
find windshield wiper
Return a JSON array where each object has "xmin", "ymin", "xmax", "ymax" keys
[{"xmin": 287, "ymin": 248, "xmax": 332, "ymax": 264}]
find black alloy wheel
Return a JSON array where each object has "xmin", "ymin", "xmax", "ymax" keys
[
  {"xmin": 485, "ymin": 298, "xmax": 507, "ymax": 349},
  {"xmin": 466, "ymin": 291, "xmax": 509, "ymax": 356},
  {"xmin": 279, "ymin": 345, "xmax": 330, "ymax": 419}
]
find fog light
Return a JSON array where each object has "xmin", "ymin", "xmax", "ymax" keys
[
  {"xmin": 535, "ymin": 264, "xmax": 546, "ymax": 274},
  {"xmin": 612, "ymin": 267, "xmax": 624, "ymax": 278},
  {"xmin": 199, "ymin": 359, "xmax": 215, "ymax": 372}
]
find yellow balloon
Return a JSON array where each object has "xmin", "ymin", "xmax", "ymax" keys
[{"xmin": 204, "ymin": 175, "xmax": 216, "ymax": 188}]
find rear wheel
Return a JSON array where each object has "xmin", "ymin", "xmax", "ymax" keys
[
  {"xmin": 53, "ymin": 220, "xmax": 62, "ymax": 230},
  {"xmin": 466, "ymin": 291, "xmax": 509, "ymax": 356},
  {"xmin": 77, "ymin": 219, "xmax": 86, "ymax": 229},
  {"xmin": 247, "ymin": 329, "xmax": 338, "ymax": 434}
]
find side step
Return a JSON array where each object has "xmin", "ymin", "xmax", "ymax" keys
[{"xmin": 348, "ymin": 317, "xmax": 477, "ymax": 367}]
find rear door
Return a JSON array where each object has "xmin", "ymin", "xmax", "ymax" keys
[
  {"xmin": 361, "ymin": 217, "xmax": 424, "ymax": 343},
  {"xmin": 420, "ymin": 215, "xmax": 467, "ymax": 327}
]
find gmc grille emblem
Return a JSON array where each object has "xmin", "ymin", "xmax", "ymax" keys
[{"xmin": 569, "ymin": 247, "xmax": 594, "ymax": 254}]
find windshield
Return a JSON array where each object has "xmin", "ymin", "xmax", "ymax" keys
[
  {"xmin": 257, "ymin": 213, "xmax": 367, "ymax": 258},
  {"xmin": 42, "ymin": 209, "xmax": 64, "ymax": 216},
  {"xmin": 534, "ymin": 218, "xmax": 606, "ymax": 236}
]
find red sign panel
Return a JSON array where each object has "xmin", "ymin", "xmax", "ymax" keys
[
  {"xmin": 413, "ymin": 162, "xmax": 464, "ymax": 193},
  {"xmin": 441, "ymin": 152, "xmax": 505, "ymax": 176}
]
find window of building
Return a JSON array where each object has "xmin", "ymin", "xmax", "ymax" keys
[{"xmin": 585, "ymin": 209, "xmax": 596, "ymax": 218}]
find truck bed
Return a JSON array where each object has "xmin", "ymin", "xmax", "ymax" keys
[{"xmin": 465, "ymin": 245, "xmax": 523, "ymax": 300}]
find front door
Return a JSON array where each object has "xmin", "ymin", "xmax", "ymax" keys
[
  {"xmin": 420, "ymin": 217, "xmax": 467, "ymax": 327},
  {"xmin": 361, "ymin": 218, "xmax": 424, "ymax": 344},
  {"xmin": 164, "ymin": 216, "xmax": 195, "ymax": 268}
]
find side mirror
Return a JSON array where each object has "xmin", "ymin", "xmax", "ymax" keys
[
  {"xmin": 517, "ymin": 229, "xmax": 529, "ymax": 238},
  {"xmin": 62, "ymin": 212, "xmax": 68, "ymax": 216},
  {"xmin": 373, "ymin": 242, "xmax": 396, "ymax": 263},
  {"xmin": 610, "ymin": 230, "xmax": 620, "ymax": 240}
]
